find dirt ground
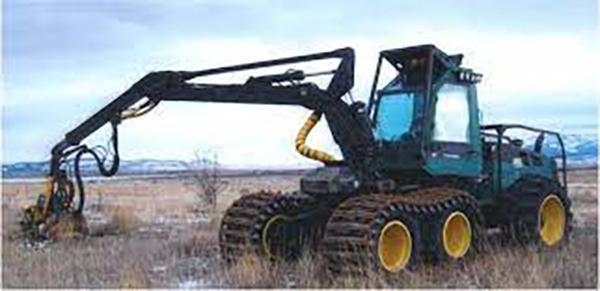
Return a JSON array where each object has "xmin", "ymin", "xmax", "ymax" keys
[{"xmin": 1, "ymin": 169, "xmax": 597, "ymax": 288}]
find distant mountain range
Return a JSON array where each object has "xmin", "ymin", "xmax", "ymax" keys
[
  {"xmin": 2, "ymin": 133, "xmax": 596, "ymax": 179},
  {"xmin": 553, "ymin": 133, "xmax": 598, "ymax": 167},
  {"xmin": 1, "ymin": 158, "xmax": 309, "ymax": 179},
  {"xmin": 2, "ymin": 159, "xmax": 190, "ymax": 179}
]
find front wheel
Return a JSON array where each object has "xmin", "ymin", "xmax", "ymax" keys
[{"xmin": 320, "ymin": 194, "xmax": 423, "ymax": 274}]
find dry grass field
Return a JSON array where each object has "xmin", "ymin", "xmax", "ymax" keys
[{"xmin": 2, "ymin": 169, "xmax": 597, "ymax": 288}]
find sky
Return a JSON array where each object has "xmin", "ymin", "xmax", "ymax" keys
[{"xmin": 2, "ymin": 0, "xmax": 598, "ymax": 167}]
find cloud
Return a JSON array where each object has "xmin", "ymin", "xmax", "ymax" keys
[{"xmin": 3, "ymin": 0, "xmax": 597, "ymax": 165}]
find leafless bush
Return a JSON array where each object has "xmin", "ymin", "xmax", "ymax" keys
[
  {"xmin": 183, "ymin": 150, "xmax": 228, "ymax": 214},
  {"xmin": 109, "ymin": 205, "xmax": 139, "ymax": 232},
  {"xmin": 94, "ymin": 205, "xmax": 140, "ymax": 236}
]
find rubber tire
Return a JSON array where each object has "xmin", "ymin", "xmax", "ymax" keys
[
  {"xmin": 427, "ymin": 193, "xmax": 484, "ymax": 262},
  {"xmin": 219, "ymin": 192, "xmax": 321, "ymax": 263},
  {"xmin": 501, "ymin": 178, "xmax": 572, "ymax": 247},
  {"xmin": 370, "ymin": 206, "xmax": 423, "ymax": 272},
  {"xmin": 321, "ymin": 195, "xmax": 423, "ymax": 274}
]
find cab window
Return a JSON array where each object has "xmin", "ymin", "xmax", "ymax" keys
[
  {"xmin": 433, "ymin": 84, "xmax": 470, "ymax": 143},
  {"xmin": 374, "ymin": 92, "xmax": 416, "ymax": 141}
]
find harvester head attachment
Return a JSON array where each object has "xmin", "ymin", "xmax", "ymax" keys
[
  {"xmin": 18, "ymin": 174, "xmax": 88, "ymax": 241},
  {"xmin": 20, "ymin": 206, "xmax": 89, "ymax": 241}
]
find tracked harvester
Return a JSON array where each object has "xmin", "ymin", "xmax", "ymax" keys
[{"xmin": 22, "ymin": 44, "xmax": 570, "ymax": 272}]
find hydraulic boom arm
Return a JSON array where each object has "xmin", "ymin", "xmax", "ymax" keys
[{"xmin": 29, "ymin": 47, "xmax": 377, "ymax": 230}]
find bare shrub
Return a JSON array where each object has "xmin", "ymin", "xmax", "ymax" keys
[
  {"xmin": 94, "ymin": 205, "xmax": 139, "ymax": 236},
  {"xmin": 111, "ymin": 205, "xmax": 139, "ymax": 232},
  {"xmin": 183, "ymin": 150, "xmax": 228, "ymax": 214}
]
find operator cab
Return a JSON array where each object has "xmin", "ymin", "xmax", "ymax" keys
[{"xmin": 368, "ymin": 45, "xmax": 483, "ymax": 179}]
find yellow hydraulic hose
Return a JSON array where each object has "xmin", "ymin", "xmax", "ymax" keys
[{"xmin": 295, "ymin": 112, "xmax": 338, "ymax": 163}]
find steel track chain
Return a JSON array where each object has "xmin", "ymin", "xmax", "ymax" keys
[
  {"xmin": 320, "ymin": 187, "xmax": 484, "ymax": 273},
  {"xmin": 218, "ymin": 191, "xmax": 319, "ymax": 263}
]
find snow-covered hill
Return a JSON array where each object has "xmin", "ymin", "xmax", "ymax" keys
[
  {"xmin": 561, "ymin": 133, "xmax": 598, "ymax": 167},
  {"xmin": 2, "ymin": 159, "xmax": 188, "ymax": 178}
]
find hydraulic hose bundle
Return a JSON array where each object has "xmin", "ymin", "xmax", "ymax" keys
[
  {"xmin": 71, "ymin": 120, "xmax": 120, "ymax": 212},
  {"xmin": 20, "ymin": 101, "xmax": 156, "ymax": 238},
  {"xmin": 19, "ymin": 121, "xmax": 121, "ymax": 239},
  {"xmin": 53, "ymin": 99, "xmax": 156, "ymax": 215},
  {"xmin": 295, "ymin": 111, "xmax": 338, "ymax": 164}
]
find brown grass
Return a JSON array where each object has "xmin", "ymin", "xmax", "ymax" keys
[
  {"xmin": 2, "ymin": 230, "xmax": 183, "ymax": 288},
  {"xmin": 2, "ymin": 169, "xmax": 597, "ymax": 288},
  {"xmin": 103, "ymin": 205, "xmax": 140, "ymax": 235},
  {"xmin": 211, "ymin": 238, "xmax": 597, "ymax": 289},
  {"xmin": 2, "ymin": 216, "xmax": 596, "ymax": 288},
  {"xmin": 118, "ymin": 261, "xmax": 149, "ymax": 288},
  {"xmin": 174, "ymin": 228, "xmax": 217, "ymax": 257},
  {"xmin": 45, "ymin": 213, "xmax": 89, "ymax": 240}
]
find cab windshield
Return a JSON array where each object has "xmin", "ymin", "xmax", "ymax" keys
[{"xmin": 374, "ymin": 91, "xmax": 419, "ymax": 141}]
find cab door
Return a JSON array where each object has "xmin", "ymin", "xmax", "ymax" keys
[{"xmin": 425, "ymin": 82, "xmax": 482, "ymax": 177}]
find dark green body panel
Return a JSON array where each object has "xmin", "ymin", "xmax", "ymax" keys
[{"xmin": 364, "ymin": 44, "xmax": 564, "ymax": 209}]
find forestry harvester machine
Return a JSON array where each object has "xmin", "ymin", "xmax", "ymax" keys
[{"xmin": 21, "ymin": 44, "xmax": 570, "ymax": 272}]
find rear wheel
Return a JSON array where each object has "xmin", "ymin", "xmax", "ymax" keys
[
  {"xmin": 538, "ymin": 194, "xmax": 567, "ymax": 247},
  {"xmin": 502, "ymin": 178, "xmax": 571, "ymax": 247}
]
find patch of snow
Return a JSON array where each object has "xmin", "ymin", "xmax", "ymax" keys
[
  {"xmin": 20, "ymin": 239, "xmax": 48, "ymax": 251},
  {"xmin": 152, "ymin": 265, "xmax": 168, "ymax": 273},
  {"xmin": 178, "ymin": 279, "xmax": 209, "ymax": 289}
]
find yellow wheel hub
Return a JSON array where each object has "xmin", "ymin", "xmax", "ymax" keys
[
  {"xmin": 442, "ymin": 211, "xmax": 472, "ymax": 259},
  {"xmin": 538, "ymin": 194, "xmax": 566, "ymax": 246},
  {"xmin": 261, "ymin": 214, "xmax": 292, "ymax": 258},
  {"xmin": 378, "ymin": 220, "xmax": 412, "ymax": 272}
]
